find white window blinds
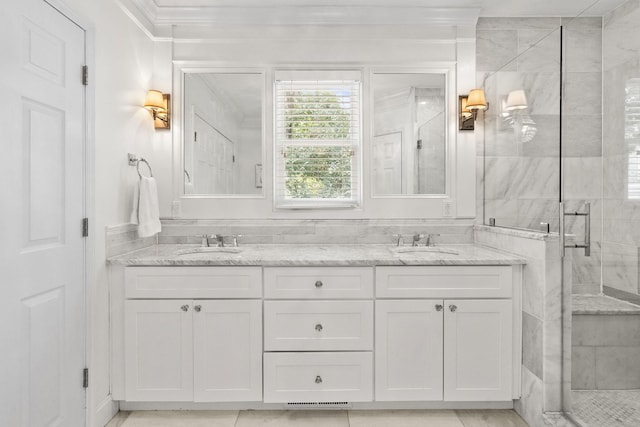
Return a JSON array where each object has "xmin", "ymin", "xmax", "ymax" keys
[
  {"xmin": 627, "ymin": 78, "xmax": 640, "ymax": 199},
  {"xmin": 275, "ymin": 71, "xmax": 362, "ymax": 209}
]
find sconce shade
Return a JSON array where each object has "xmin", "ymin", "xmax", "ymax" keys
[
  {"xmin": 144, "ymin": 90, "xmax": 166, "ymax": 112},
  {"xmin": 466, "ymin": 89, "xmax": 487, "ymax": 111},
  {"xmin": 505, "ymin": 89, "xmax": 528, "ymax": 110},
  {"xmin": 143, "ymin": 90, "xmax": 170, "ymax": 129}
]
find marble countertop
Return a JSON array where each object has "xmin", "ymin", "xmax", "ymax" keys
[{"xmin": 108, "ymin": 243, "xmax": 526, "ymax": 267}]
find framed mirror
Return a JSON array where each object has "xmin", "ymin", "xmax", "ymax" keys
[
  {"xmin": 182, "ymin": 72, "xmax": 264, "ymax": 195},
  {"xmin": 372, "ymin": 72, "xmax": 447, "ymax": 196}
]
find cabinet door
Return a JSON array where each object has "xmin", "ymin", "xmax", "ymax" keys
[
  {"xmin": 444, "ymin": 299, "xmax": 512, "ymax": 401},
  {"xmin": 193, "ymin": 300, "xmax": 262, "ymax": 402},
  {"xmin": 375, "ymin": 300, "xmax": 444, "ymax": 401},
  {"xmin": 124, "ymin": 300, "xmax": 194, "ymax": 401}
]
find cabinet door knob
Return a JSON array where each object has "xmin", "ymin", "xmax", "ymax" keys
[
  {"xmin": 315, "ymin": 375, "xmax": 323, "ymax": 384},
  {"xmin": 315, "ymin": 323, "xmax": 323, "ymax": 332},
  {"xmin": 435, "ymin": 304, "xmax": 443, "ymax": 312},
  {"xmin": 315, "ymin": 280, "xmax": 323, "ymax": 288},
  {"xmin": 181, "ymin": 304, "xmax": 189, "ymax": 312},
  {"xmin": 194, "ymin": 305, "xmax": 201, "ymax": 312},
  {"xmin": 449, "ymin": 304, "xmax": 457, "ymax": 312}
]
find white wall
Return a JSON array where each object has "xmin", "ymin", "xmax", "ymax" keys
[{"xmin": 53, "ymin": 0, "xmax": 161, "ymax": 425}]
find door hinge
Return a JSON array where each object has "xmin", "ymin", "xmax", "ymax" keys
[
  {"xmin": 83, "ymin": 368, "xmax": 89, "ymax": 388},
  {"xmin": 82, "ymin": 218, "xmax": 89, "ymax": 237},
  {"xmin": 232, "ymin": 155, "xmax": 236, "ymax": 163},
  {"xmin": 194, "ymin": 131, "xmax": 197, "ymax": 142},
  {"xmin": 82, "ymin": 65, "xmax": 88, "ymax": 86}
]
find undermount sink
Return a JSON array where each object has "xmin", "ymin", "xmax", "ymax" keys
[
  {"xmin": 174, "ymin": 246, "xmax": 243, "ymax": 255},
  {"xmin": 390, "ymin": 246, "xmax": 459, "ymax": 255}
]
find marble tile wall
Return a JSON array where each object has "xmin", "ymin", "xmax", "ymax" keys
[
  {"xmin": 156, "ymin": 219, "xmax": 474, "ymax": 245},
  {"xmin": 603, "ymin": 0, "xmax": 640, "ymax": 301},
  {"xmin": 475, "ymin": 225, "xmax": 569, "ymax": 427},
  {"xmin": 106, "ymin": 224, "xmax": 157, "ymax": 258},
  {"xmin": 572, "ymin": 313, "xmax": 640, "ymax": 389},
  {"xmin": 477, "ymin": 17, "xmax": 603, "ymax": 295}
]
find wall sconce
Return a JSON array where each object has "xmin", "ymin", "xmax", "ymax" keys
[
  {"xmin": 144, "ymin": 89, "xmax": 170, "ymax": 129},
  {"xmin": 459, "ymin": 88, "xmax": 488, "ymax": 131},
  {"xmin": 505, "ymin": 89, "xmax": 528, "ymax": 111}
]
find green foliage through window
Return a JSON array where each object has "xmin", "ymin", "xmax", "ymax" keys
[{"xmin": 282, "ymin": 90, "xmax": 355, "ymax": 199}]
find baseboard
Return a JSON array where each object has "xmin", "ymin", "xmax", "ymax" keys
[
  {"xmin": 119, "ymin": 401, "xmax": 514, "ymax": 411},
  {"xmin": 93, "ymin": 395, "xmax": 119, "ymax": 427}
]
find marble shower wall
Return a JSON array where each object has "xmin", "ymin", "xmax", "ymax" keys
[
  {"xmin": 475, "ymin": 226, "xmax": 568, "ymax": 427},
  {"xmin": 602, "ymin": 0, "xmax": 640, "ymax": 301},
  {"xmin": 477, "ymin": 17, "xmax": 603, "ymax": 294}
]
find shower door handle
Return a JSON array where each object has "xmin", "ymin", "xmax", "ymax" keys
[{"xmin": 560, "ymin": 202, "xmax": 590, "ymax": 256}]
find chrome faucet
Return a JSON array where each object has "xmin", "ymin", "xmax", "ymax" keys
[
  {"xmin": 425, "ymin": 233, "xmax": 440, "ymax": 247},
  {"xmin": 202, "ymin": 234, "xmax": 242, "ymax": 247},
  {"xmin": 412, "ymin": 233, "xmax": 425, "ymax": 247}
]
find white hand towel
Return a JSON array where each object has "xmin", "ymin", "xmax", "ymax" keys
[{"xmin": 130, "ymin": 176, "xmax": 161, "ymax": 238}]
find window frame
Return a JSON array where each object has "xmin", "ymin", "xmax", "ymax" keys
[{"xmin": 273, "ymin": 73, "xmax": 363, "ymax": 209}]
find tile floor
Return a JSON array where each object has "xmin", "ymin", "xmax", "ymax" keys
[
  {"xmin": 105, "ymin": 409, "xmax": 529, "ymax": 427},
  {"xmin": 572, "ymin": 390, "xmax": 640, "ymax": 427}
]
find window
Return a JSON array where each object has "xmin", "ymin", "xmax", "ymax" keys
[
  {"xmin": 627, "ymin": 78, "xmax": 640, "ymax": 200},
  {"xmin": 275, "ymin": 71, "xmax": 361, "ymax": 208}
]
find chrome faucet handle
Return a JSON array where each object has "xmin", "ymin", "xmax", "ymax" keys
[
  {"xmin": 201, "ymin": 235, "xmax": 209, "ymax": 247},
  {"xmin": 392, "ymin": 234, "xmax": 404, "ymax": 246},
  {"xmin": 425, "ymin": 233, "xmax": 441, "ymax": 247},
  {"xmin": 232, "ymin": 234, "xmax": 243, "ymax": 247},
  {"xmin": 412, "ymin": 233, "xmax": 425, "ymax": 247}
]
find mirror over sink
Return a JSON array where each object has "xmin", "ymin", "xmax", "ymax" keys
[
  {"xmin": 372, "ymin": 72, "xmax": 447, "ymax": 196},
  {"xmin": 183, "ymin": 72, "xmax": 264, "ymax": 196}
]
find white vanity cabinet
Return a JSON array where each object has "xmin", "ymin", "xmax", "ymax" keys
[
  {"xmin": 263, "ymin": 267, "xmax": 374, "ymax": 403},
  {"xmin": 121, "ymin": 267, "xmax": 262, "ymax": 402},
  {"xmin": 375, "ymin": 266, "xmax": 519, "ymax": 402},
  {"xmin": 111, "ymin": 259, "xmax": 522, "ymax": 408}
]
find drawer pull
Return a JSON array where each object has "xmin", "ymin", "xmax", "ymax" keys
[
  {"xmin": 194, "ymin": 305, "xmax": 202, "ymax": 312},
  {"xmin": 315, "ymin": 280, "xmax": 323, "ymax": 288},
  {"xmin": 315, "ymin": 323, "xmax": 323, "ymax": 332},
  {"xmin": 180, "ymin": 304, "xmax": 189, "ymax": 312},
  {"xmin": 449, "ymin": 304, "xmax": 458, "ymax": 312},
  {"xmin": 435, "ymin": 304, "xmax": 443, "ymax": 312},
  {"xmin": 315, "ymin": 375, "xmax": 323, "ymax": 384}
]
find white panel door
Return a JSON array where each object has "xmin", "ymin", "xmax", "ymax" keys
[
  {"xmin": 0, "ymin": 0, "xmax": 86, "ymax": 425},
  {"xmin": 375, "ymin": 300, "xmax": 444, "ymax": 401},
  {"xmin": 124, "ymin": 300, "xmax": 194, "ymax": 401},
  {"xmin": 373, "ymin": 131, "xmax": 403, "ymax": 194},
  {"xmin": 443, "ymin": 299, "xmax": 512, "ymax": 401},
  {"xmin": 193, "ymin": 300, "xmax": 262, "ymax": 402}
]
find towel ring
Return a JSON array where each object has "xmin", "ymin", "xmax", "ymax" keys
[{"xmin": 137, "ymin": 158, "xmax": 153, "ymax": 178}]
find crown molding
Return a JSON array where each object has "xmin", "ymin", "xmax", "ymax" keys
[{"xmin": 122, "ymin": 0, "xmax": 480, "ymax": 38}]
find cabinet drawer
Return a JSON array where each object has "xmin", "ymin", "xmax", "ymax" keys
[
  {"xmin": 125, "ymin": 266, "xmax": 262, "ymax": 298},
  {"xmin": 263, "ymin": 352, "xmax": 373, "ymax": 403},
  {"xmin": 376, "ymin": 266, "xmax": 512, "ymax": 298},
  {"xmin": 264, "ymin": 301, "xmax": 373, "ymax": 351},
  {"xmin": 264, "ymin": 267, "xmax": 373, "ymax": 299}
]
